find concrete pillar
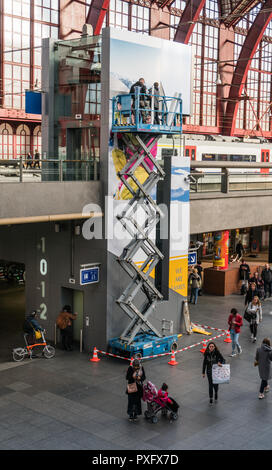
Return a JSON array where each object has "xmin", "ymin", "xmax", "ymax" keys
[{"xmin": 59, "ymin": 0, "xmax": 86, "ymax": 40}]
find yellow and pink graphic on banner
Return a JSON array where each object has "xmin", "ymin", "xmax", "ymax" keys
[
  {"xmin": 213, "ymin": 231, "xmax": 229, "ymax": 270},
  {"xmin": 135, "ymin": 254, "xmax": 188, "ymax": 297}
]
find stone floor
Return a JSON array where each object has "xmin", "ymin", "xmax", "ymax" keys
[{"xmin": 0, "ymin": 292, "xmax": 272, "ymax": 451}]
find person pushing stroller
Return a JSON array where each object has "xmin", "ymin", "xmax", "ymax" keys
[{"xmin": 143, "ymin": 381, "xmax": 179, "ymax": 423}]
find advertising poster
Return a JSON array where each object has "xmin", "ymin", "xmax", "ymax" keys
[{"xmin": 103, "ymin": 28, "xmax": 191, "ymax": 297}]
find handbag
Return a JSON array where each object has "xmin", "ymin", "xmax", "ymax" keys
[
  {"xmin": 212, "ymin": 364, "xmax": 230, "ymax": 384},
  {"xmin": 243, "ymin": 310, "xmax": 252, "ymax": 323},
  {"xmin": 127, "ymin": 382, "xmax": 138, "ymax": 394},
  {"xmin": 34, "ymin": 330, "xmax": 42, "ymax": 340}
]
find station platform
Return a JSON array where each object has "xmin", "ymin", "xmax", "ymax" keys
[{"xmin": 0, "ymin": 292, "xmax": 272, "ymax": 450}]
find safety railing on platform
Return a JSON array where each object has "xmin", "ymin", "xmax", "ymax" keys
[
  {"xmin": 190, "ymin": 161, "xmax": 272, "ymax": 194},
  {"xmin": 0, "ymin": 158, "xmax": 100, "ymax": 183},
  {"xmin": 112, "ymin": 88, "xmax": 182, "ymax": 134}
]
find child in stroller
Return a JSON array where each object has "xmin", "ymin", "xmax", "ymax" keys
[{"xmin": 143, "ymin": 381, "xmax": 179, "ymax": 423}]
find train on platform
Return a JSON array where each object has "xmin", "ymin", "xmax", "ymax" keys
[
  {"xmin": 158, "ymin": 135, "xmax": 272, "ymax": 166},
  {"xmin": 157, "ymin": 136, "xmax": 272, "ymax": 191}
]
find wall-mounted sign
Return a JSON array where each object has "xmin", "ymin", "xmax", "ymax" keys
[
  {"xmin": 80, "ymin": 266, "xmax": 99, "ymax": 285},
  {"xmin": 188, "ymin": 252, "xmax": 197, "ymax": 266}
]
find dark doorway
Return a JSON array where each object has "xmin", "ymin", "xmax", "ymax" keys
[
  {"xmin": 0, "ymin": 261, "xmax": 26, "ymax": 362},
  {"xmin": 60, "ymin": 287, "xmax": 84, "ymax": 351}
]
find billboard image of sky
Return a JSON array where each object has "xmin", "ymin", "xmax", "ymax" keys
[{"xmin": 109, "ymin": 30, "xmax": 192, "ymax": 115}]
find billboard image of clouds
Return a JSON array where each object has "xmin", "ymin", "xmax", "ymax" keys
[{"xmin": 109, "ymin": 30, "xmax": 193, "ymax": 115}]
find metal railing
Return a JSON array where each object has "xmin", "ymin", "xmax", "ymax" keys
[
  {"xmin": 0, "ymin": 158, "xmax": 100, "ymax": 183},
  {"xmin": 190, "ymin": 161, "xmax": 272, "ymax": 194}
]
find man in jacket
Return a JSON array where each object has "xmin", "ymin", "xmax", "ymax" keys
[
  {"xmin": 56, "ymin": 305, "xmax": 77, "ymax": 351},
  {"xmin": 261, "ymin": 263, "xmax": 272, "ymax": 299},
  {"xmin": 239, "ymin": 259, "xmax": 250, "ymax": 294},
  {"xmin": 130, "ymin": 78, "xmax": 148, "ymax": 123},
  {"xmin": 227, "ymin": 308, "xmax": 243, "ymax": 357}
]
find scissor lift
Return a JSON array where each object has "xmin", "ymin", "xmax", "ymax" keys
[{"xmin": 109, "ymin": 88, "xmax": 182, "ymax": 358}]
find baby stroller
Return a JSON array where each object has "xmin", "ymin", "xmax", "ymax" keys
[{"xmin": 142, "ymin": 381, "xmax": 179, "ymax": 424}]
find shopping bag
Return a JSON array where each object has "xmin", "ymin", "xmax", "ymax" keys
[
  {"xmin": 212, "ymin": 364, "xmax": 230, "ymax": 384},
  {"xmin": 243, "ymin": 310, "xmax": 252, "ymax": 323}
]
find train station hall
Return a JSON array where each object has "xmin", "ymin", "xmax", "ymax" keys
[{"xmin": 0, "ymin": 0, "xmax": 272, "ymax": 456}]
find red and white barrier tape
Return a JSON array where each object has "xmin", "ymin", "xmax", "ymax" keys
[
  {"xmin": 193, "ymin": 322, "xmax": 227, "ymax": 333},
  {"xmin": 96, "ymin": 350, "xmax": 130, "ymax": 361},
  {"xmin": 94, "ymin": 331, "xmax": 227, "ymax": 362}
]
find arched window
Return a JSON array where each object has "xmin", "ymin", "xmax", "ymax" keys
[
  {"xmin": 33, "ymin": 125, "xmax": 41, "ymax": 156},
  {"xmin": 0, "ymin": 123, "xmax": 13, "ymax": 160},
  {"xmin": 16, "ymin": 124, "xmax": 30, "ymax": 159}
]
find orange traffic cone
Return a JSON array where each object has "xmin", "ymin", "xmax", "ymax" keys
[
  {"xmin": 168, "ymin": 351, "xmax": 179, "ymax": 366},
  {"xmin": 90, "ymin": 347, "xmax": 100, "ymax": 362},
  {"xmin": 130, "ymin": 356, "xmax": 134, "ymax": 366},
  {"xmin": 200, "ymin": 339, "xmax": 207, "ymax": 354},
  {"xmin": 224, "ymin": 331, "xmax": 232, "ymax": 343}
]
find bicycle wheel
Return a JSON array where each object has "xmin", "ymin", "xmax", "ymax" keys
[
  {"xmin": 43, "ymin": 345, "xmax": 55, "ymax": 359},
  {"xmin": 12, "ymin": 348, "xmax": 26, "ymax": 362}
]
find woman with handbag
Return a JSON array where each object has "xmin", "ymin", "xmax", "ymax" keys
[
  {"xmin": 255, "ymin": 338, "xmax": 272, "ymax": 399},
  {"xmin": 202, "ymin": 342, "xmax": 225, "ymax": 404},
  {"xmin": 246, "ymin": 296, "xmax": 262, "ymax": 343},
  {"xmin": 126, "ymin": 358, "xmax": 146, "ymax": 422}
]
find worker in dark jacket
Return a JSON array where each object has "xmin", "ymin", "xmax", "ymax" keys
[
  {"xmin": 202, "ymin": 342, "xmax": 225, "ymax": 404},
  {"xmin": 130, "ymin": 78, "xmax": 148, "ymax": 123}
]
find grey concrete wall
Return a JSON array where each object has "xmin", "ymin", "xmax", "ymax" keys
[
  {"xmin": 0, "ymin": 181, "xmax": 101, "ymax": 220},
  {"xmin": 190, "ymin": 191, "xmax": 272, "ymax": 234},
  {"xmin": 0, "ymin": 222, "xmax": 108, "ymax": 352}
]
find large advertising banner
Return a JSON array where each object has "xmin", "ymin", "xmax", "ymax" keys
[{"xmin": 103, "ymin": 27, "xmax": 191, "ymax": 297}]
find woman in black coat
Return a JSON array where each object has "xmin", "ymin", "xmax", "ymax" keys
[
  {"xmin": 126, "ymin": 358, "xmax": 146, "ymax": 421},
  {"xmin": 202, "ymin": 342, "xmax": 225, "ymax": 404},
  {"xmin": 255, "ymin": 338, "xmax": 272, "ymax": 399}
]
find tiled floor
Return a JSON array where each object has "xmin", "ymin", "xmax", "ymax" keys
[{"xmin": 0, "ymin": 292, "xmax": 272, "ymax": 450}]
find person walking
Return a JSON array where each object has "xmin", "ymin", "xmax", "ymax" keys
[
  {"xmin": 261, "ymin": 264, "xmax": 272, "ymax": 299},
  {"xmin": 189, "ymin": 268, "xmax": 201, "ymax": 304},
  {"xmin": 255, "ymin": 338, "xmax": 272, "ymax": 399},
  {"xmin": 126, "ymin": 358, "xmax": 146, "ymax": 422},
  {"xmin": 33, "ymin": 149, "xmax": 40, "ymax": 169},
  {"xmin": 228, "ymin": 308, "xmax": 243, "ymax": 357},
  {"xmin": 195, "ymin": 260, "xmax": 203, "ymax": 296},
  {"xmin": 239, "ymin": 259, "xmax": 250, "ymax": 294},
  {"xmin": 202, "ymin": 342, "xmax": 225, "ymax": 404},
  {"xmin": 246, "ymin": 295, "xmax": 262, "ymax": 343},
  {"xmin": 56, "ymin": 305, "xmax": 77, "ymax": 351},
  {"xmin": 26, "ymin": 152, "xmax": 33, "ymax": 169},
  {"xmin": 249, "ymin": 271, "xmax": 264, "ymax": 300},
  {"xmin": 245, "ymin": 281, "xmax": 259, "ymax": 307},
  {"xmin": 236, "ymin": 240, "xmax": 244, "ymax": 260}
]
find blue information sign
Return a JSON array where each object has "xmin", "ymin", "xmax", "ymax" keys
[
  {"xmin": 188, "ymin": 252, "xmax": 197, "ymax": 266},
  {"xmin": 80, "ymin": 267, "xmax": 99, "ymax": 285},
  {"xmin": 25, "ymin": 91, "xmax": 42, "ymax": 114}
]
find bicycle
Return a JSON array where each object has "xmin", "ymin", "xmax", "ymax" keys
[{"xmin": 12, "ymin": 331, "xmax": 55, "ymax": 362}]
